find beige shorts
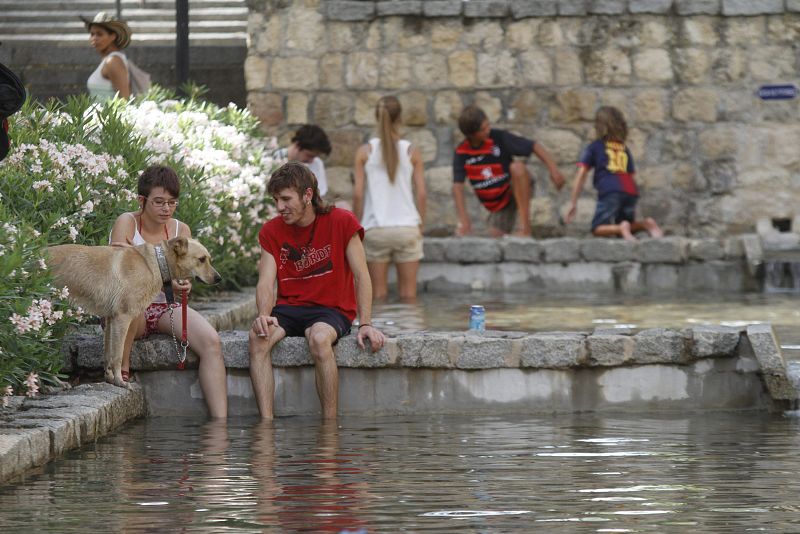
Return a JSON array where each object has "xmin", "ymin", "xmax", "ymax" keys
[{"xmin": 363, "ymin": 226, "xmax": 423, "ymax": 263}]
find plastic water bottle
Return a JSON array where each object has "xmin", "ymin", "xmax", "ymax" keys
[{"xmin": 469, "ymin": 305, "xmax": 485, "ymax": 331}]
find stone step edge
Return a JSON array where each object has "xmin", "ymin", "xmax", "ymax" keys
[
  {"xmin": 63, "ymin": 323, "xmax": 789, "ymax": 380},
  {"xmin": 421, "ymin": 235, "xmax": 751, "ymax": 264},
  {"xmin": 0, "ymin": 383, "xmax": 146, "ymax": 486},
  {"xmin": 0, "ymin": 34, "xmax": 247, "ymax": 44}
]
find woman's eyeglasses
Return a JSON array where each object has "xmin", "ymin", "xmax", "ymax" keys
[{"xmin": 149, "ymin": 198, "xmax": 178, "ymax": 208}]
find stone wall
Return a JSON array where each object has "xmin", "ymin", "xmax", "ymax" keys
[
  {"xmin": 244, "ymin": 0, "xmax": 800, "ymax": 237},
  {"xmin": 415, "ymin": 234, "xmax": 761, "ymax": 293},
  {"xmin": 63, "ymin": 322, "xmax": 797, "ymax": 416}
]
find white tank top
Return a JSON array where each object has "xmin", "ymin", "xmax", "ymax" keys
[
  {"xmin": 361, "ymin": 138, "xmax": 420, "ymax": 230},
  {"xmin": 87, "ymin": 51, "xmax": 128, "ymax": 101},
  {"xmin": 109, "ymin": 214, "xmax": 180, "ymax": 303}
]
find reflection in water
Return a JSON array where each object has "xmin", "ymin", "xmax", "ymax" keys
[{"xmin": 2, "ymin": 414, "xmax": 800, "ymax": 531}]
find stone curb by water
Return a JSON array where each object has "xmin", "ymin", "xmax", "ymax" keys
[
  {"xmin": 0, "ymin": 383, "xmax": 145, "ymax": 485},
  {"xmin": 64, "ymin": 322, "xmax": 798, "ymax": 407}
]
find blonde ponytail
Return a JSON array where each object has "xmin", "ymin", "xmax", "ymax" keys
[{"xmin": 376, "ymin": 96, "xmax": 401, "ymax": 183}]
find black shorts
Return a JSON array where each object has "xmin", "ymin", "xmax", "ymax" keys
[{"xmin": 272, "ymin": 304, "xmax": 352, "ymax": 340}]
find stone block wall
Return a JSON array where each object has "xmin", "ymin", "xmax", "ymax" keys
[
  {"xmin": 63, "ymin": 323, "xmax": 794, "ymax": 416},
  {"xmin": 415, "ymin": 234, "xmax": 758, "ymax": 293},
  {"xmin": 245, "ymin": 0, "xmax": 799, "ymax": 237}
]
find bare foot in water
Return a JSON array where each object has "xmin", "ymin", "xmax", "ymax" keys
[
  {"xmin": 644, "ymin": 217, "xmax": 663, "ymax": 238},
  {"xmin": 620, "ymin": 220, "xmax": 637, "ymax": 241}
]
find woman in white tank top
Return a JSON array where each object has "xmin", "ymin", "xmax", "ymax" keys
[
  {"xmin": 109, "ymin": 165, "xmax": 228, "ymax": 418},
  {"xmin": 353, "ymin": 96, "xmax": 427, "ymax": 301},
  {"xmin": 83, "ymin": 12, "xmax": 132, "ymax": 100}
]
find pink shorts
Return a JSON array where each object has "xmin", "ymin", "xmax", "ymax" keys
[{"xmin": 143, "ymin": 302, "xmax": 180, "ymax": 337}]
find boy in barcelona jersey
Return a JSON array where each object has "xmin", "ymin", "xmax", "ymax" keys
[{"xmin": 565, "ymin": 106, "xmax": 663, "ymax": 241}]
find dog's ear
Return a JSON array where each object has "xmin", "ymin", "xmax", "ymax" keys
[{"xmin": 169, "ymin": 236, "xmax": 189, "ymax": 257}]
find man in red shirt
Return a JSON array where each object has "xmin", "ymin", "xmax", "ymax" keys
[{"xmin": 249, "ymin": 162, "xmax": 385, "ymax": 419}]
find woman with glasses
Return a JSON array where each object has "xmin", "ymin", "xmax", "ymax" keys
[{"xmin": 109, "ymin": 165, "xmax": 228, "ymax": 418}]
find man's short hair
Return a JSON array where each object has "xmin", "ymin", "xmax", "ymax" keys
[
  {"xmin": 458, "ymin": 105, "xmax": 488, "ymax": 137},
  {"xmin": 138, "ymin": 165, "xmax": 180, "ymax": 198},
  {"xmin": 291, "ymin": 124, "xmax": 332, "ymax": 156}
]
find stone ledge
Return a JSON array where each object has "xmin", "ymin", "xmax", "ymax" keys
[
  {"xmin": 62, "ymin": 323, "xmax": 797, "ymax": 416},
  {"xmin": 424, "ymin": 236, "xmax": 744, "ymax": 265},
  {"xmin": 417, "ymin": 236, "xmax": 757, "ymax": 293},
  {"xmin": 0, "ymin": 383, "xmax": 145, "ymax": 485},
  {"xmin": 318, "ymin": 0, "xmax": 794, "ymax": 20},
  {"xmin": 68, "ymin": 325, "xmax": 769, "ymax": 372}
]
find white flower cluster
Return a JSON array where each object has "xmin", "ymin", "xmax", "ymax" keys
[
  {"xmin": 4, "ymin": 139, "xmax": 129, "ymax": 243},
  {"xmin": 120, "ymin": 100, "xmax": 280, "ymax": 259}
]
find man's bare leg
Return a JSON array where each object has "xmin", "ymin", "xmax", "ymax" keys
[
  {"xmin": 305, "ymin": 322, "xmax": 340, "ymax": 419},
  {"xmin": 509, "ymin": 160, "xmax": 532, "ymax": 236},
  {"xmin": 248, "ymin": 325, "xmax": 285, "ymax": 420}
]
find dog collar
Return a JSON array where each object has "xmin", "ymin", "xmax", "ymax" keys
[{"xmin": 154, "ymin": 245, "xmax": 175, "ymax": 304}]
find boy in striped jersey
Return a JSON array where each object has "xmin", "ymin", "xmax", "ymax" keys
[{"xmin": 452, "ymin": 106, "xmax": 565, "ymax": 237}]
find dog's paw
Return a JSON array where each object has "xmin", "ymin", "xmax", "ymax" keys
[
  {"xmin": 104, "ymin": 369, "xmax": 115, "ymax": 383},
  {"xmin": 112, "ymin": 376, "xmax": 130, "ymax": 389}
]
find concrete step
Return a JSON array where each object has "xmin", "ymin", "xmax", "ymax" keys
[
  {"xmin": 0, "ymin": 20, "xmax": 247, "ymax": 35},
  {"xmin": 0, "ymin": 33, "xmax": 246, "ymax": 46},
  {"xmin": 0, "ymin": 0, "xmax": 244, "ymax": 9},
  {"xmin": 1, "ymin": 7, "xmax": 248, "ymax": 21}
]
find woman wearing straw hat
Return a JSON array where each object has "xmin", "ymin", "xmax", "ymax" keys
[{"xmin": 82, "ymin": 12, "xmax": 133, "ymax": 101}]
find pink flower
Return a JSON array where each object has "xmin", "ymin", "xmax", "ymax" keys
[
  {"xmin": 2, "ymin": 385, "xmax": 12, "ymax": 407},
  {"xmin": 10, "ymin": 313, "xmax": 31, "ymax": 334},
  {"xmin": 24, "ymin": 373, "xmax": 39, "ymax": 398}
]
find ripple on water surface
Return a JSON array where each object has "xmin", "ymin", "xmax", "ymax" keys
[{"xmin": 2, "ymin": 413, "xmax": 800, "ymax": 532}]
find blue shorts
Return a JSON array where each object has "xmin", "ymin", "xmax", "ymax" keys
[
  {"xmin": 272, "ymin": 305, "xmax": 352, "ymax": 340},
  {"xmin": 591, "ymin": 192, "xmax": 638, "ymax": 231}
]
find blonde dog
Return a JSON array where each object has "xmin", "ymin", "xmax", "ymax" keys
[{"xmin": 47, "ymin": 236, "xmax": 221, "ymax": 387}]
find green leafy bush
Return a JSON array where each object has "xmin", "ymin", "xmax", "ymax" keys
[{"xmin": 0, "ymin": 88, "xmax": 280, "ymax": 397}]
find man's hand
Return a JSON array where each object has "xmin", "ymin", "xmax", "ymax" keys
[
  {"xmin": 550, "ymin": 167, "xmax": 566, "ymax": 191},
  {"xmin": 252, "ymin": 314, "xmax": 279, "ymax": 339},
  {"xmin": 455, "ymin": 220, "xmax": 473, "ymax": 237},
  {"xmin": 357, "ymin": 324, "xmax": 385, "ymax": 352}
]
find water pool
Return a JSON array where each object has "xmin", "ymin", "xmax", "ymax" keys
[
  {"xmin": 3, "ymin": 414, "xmax": 800, "ymax": 532},
  {"xmin": 372, "ymin": 291, "xmax": 800, "ymax": 356}
]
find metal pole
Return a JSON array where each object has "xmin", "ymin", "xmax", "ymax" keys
[
  {"xmin": 116, "ymin": 0, "xmax": 122, "ymax": 19},
  {"xmin": 176, "ymin": 0, "xmax": 189, "ymax": 93}
]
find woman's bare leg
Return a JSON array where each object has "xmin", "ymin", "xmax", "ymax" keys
[
  {"xmin": 395, "ymin": 261, "xmax": 420, "ymax": 302},
  {"xmin": 367, "ymin": 261, "xmax": 390, "ymax": 300},
  {"xmin": 158, "ymin": 306, "xmax": 227, "ymax": 418}
]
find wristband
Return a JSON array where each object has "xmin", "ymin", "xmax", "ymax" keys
[{"xmin": 358, "ymin": 323, "xmax": 371, "ymax": 329}]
